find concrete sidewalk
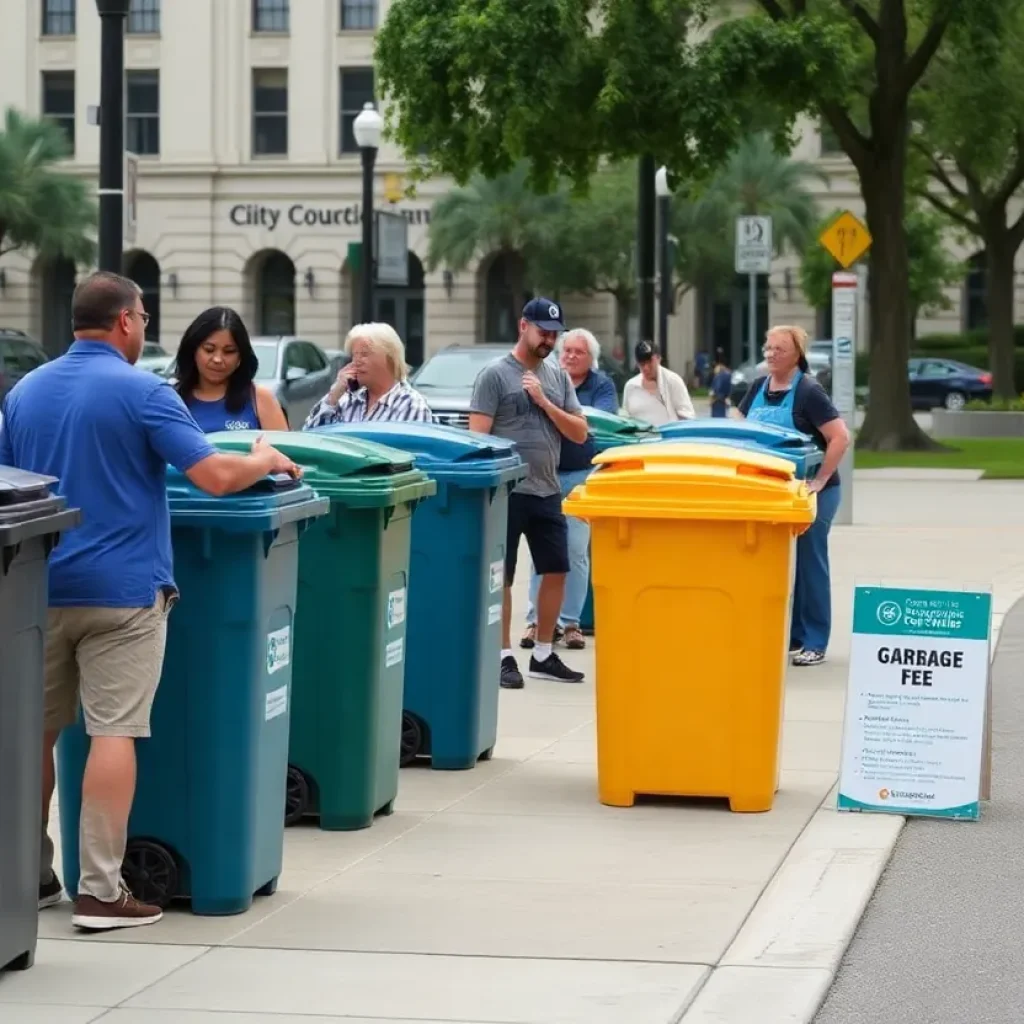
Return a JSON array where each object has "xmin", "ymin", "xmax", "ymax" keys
[{"xmin": 1, "ymin": 477, "xmax": 1022, "ymax": 1024}]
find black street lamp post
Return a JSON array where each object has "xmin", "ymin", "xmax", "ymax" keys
[
  {"xmin": 353, "ymin": 102, "xmax": 383, "ymax": 323},
  {"xmin": 655, "ymin": 166, "xmax": 672, "ymax": 367},
  {"xmin": 636, "ymin": 155, "xmax": 656, "ymax": 359},
  {"xmin": 95, "ymin": 0, "xmax": 130, "ymax": 273}
]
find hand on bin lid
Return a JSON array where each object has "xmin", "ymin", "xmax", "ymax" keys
[{"xmin": 563, "ymin": 442, "xmax": 816, "ymax": 528}]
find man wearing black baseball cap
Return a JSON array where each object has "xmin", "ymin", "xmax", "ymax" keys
[
  {"xmin": 469, "ymin": 298, "xmax": 589, "ymax": 688},
  {"xmin": 622, "ymin": 340, "xmax": 696, "ymax": 425}
]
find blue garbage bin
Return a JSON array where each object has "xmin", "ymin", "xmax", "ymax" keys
[
  {"xmin": 313, "ymin": 422, "xmax": 527, "ymax": 770},
  {"xmin": 655, "ymin": 419, "xmax": 823, "ymax": 480},
  {"xmin": 57, "ymin": 472, "xmax": 328, "ymax": 915}
]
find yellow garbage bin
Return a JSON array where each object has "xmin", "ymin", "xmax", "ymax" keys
[{"xmin": 564, "ymin": 442, "xmax": 816, "ymax": 813}]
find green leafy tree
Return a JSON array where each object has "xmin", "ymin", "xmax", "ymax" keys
[
  {"xmin": 696, "ymin": 1, "xmax": 1007, "ymax": 450},
  {"xmin": 909, "ymin": 1, "xmax": 1024, "ymax": 398},
  {"xmin": 426, "ymin": 163, "xmax": 566, "ymax": 322},
  {"xmin": 800, "ymin": 206, "xmax": 964, "ymax": 338},
  {"xmin": 0, "ymin": 108, "xmax": 95, "ymax": 264}
]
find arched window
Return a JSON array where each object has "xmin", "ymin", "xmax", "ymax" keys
[
  {"xmin": 484, "ymin": 252, "xmax": 530, "ymax": 345},
  {"xmin": 258, "ymin": 251, "xmax": 296, "ymax": 335},
  {"xmin": 38, "ymin": 256, "xmax": 77, "ymax": 357},
  {"xmin": 374, "ymin": 252, "xmax": 426, "ymax": 368},
  {"xmin": 125, "ymin": 250, "xmax": 161, "ymax": 341}
]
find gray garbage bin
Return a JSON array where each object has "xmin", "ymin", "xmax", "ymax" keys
[{"xmin": 0, "ymin": 467, "xmax": 79, "ymax": 973}]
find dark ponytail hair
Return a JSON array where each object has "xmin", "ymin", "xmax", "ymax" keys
[{"xmin": 174, "ymin": 307, "xmax": 259, "ymax": 414}]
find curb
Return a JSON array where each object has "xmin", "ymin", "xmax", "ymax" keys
[{"xmin": 679, "ymin": 795, "xmax": 905, "ymax": 1024}]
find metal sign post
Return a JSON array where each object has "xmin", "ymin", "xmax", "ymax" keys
[
  {"xmin": 832, "ymin": 271, "xmax": 858, "ymax": 526},
  {"xmin": 735, "ymin": 216, "xmax": 772, "ymax": 365},
  {"xmin": 123, "ymin": 151, "xmax": 138, "ymax": 246}
]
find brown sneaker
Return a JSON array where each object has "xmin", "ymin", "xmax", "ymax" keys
[
  {"xmin": 72, "ymin": 886, "xmax": 163, "ymax": 931},
  {"xmin": 563, "ymin": 624, "xmax": 586, "ymax": 650},
  {"xmin": 520, "ymin": 624, "xmax": 537, "ymax": 649}
]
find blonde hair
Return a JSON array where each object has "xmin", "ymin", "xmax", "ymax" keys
[
  {"xmin": 766, "ymin": 324, "xmax": 809, "ymax": 370},
  {"xmin": 344, "ymin": 322, "xmax": 408, "ymax": 381}
]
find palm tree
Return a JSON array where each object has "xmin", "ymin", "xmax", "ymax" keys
[
  {"xmin": 691, "ymin": 132, "xmax": 828, "ymax": 280},
  {"xmin": 427, "ymin": 163, "xmax": 567, "ymax": 329},
  {"xmin": 0, "ymin": 108, "xmax": 96, "ymax": 264}
]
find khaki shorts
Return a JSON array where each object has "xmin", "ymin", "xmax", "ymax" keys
[{"xmin": 44, "ymin": 591, "xmax": 175, "ymax": 738}]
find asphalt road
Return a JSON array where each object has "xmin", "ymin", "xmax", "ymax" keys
[{"xmin": 815, "ymin": 598, "xmax": 1024, "ymax": 1024}]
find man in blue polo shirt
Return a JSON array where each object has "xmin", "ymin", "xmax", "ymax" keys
[{"xmin": 0, "ymin": 271, "xmax": 298, "ymax": 932}]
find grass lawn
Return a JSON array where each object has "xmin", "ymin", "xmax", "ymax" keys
[{"xmin": 855, "ymin": 438, "xmax": 1024, "ymax": 479}]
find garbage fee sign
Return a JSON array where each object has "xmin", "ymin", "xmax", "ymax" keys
[{"xmin": 838, "ymin": 586, "xmax": 992, "ymax": 820}]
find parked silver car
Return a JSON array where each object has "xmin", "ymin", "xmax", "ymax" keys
[
  {"xmin": 163, "ymin": 336, "xmax": 347, "ymax": 428},
  {"xmin": 250, "ymin": 337, "xmax": 348, "ymax": 427}
]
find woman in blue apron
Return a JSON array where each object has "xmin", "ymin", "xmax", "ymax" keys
[
  {"xmin": 739, "ymin": 325, "xmax": 850, "ymax": 666},
  {"xmin": 173, "ymin": 307, "xmax": 289, "ymax": 433}
]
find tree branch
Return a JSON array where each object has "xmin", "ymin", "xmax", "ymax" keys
[
  {"xmin": 819, "ymin": 102, "xmax": 870, "ymax": 170},
  {"xmin": 902, "ymin": 3, "xmax": 955, "ymax": 94},
  {"xmin": 913, "ymin": 186, "xmax": 981, "ymax": 234},
  {"xmin": 913, "ymin": 141, "xmax": 968, "ymax": 202},
  {"xmin": 1009, "ymin": 207, "xmax": 1024, "ymax": 250},
  {"xmin": 837, "ymin": 0, "xmax": 880, "ymax": 42}
]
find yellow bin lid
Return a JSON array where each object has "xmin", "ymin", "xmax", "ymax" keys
[{"xmin": 564, "ymin": 442, "xmax": 816, "ymax": 525}]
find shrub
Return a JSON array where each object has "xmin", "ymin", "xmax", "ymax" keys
[
  {"xmin": 965, "ymin": 395, "xmax": 1024, "ymax": 411},
  {"xmin": 915, "ymin": 325, "xmax": 1024, "ymax": 353}
]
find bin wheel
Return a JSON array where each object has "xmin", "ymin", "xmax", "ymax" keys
[
  {"xmin": 400, "ymin": 712, "xmax": 424, "ymax": 767},
  {"xmin": 285, "ymin": 765, "xmax": 310, "ymax": 826},
  {"xmin": 479, "ymin": 747, "xmax": 494, "ymax": 762},
  {"xmin": 123, "ymin": 839, "xmax": 178, "ymax": 909}
]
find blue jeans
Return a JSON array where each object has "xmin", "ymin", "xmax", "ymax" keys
[
  {"xmin": 791, "ymin": 483, "xmax": 841, "ymax": 653},
  {"xmin": 525, "ymin": 468, "xmax": 592, "ymax": 627}
]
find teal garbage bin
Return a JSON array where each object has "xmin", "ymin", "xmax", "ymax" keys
[
  {"xmin": 313, "ymin": 422, "xmax": 527, "ymax": 770},
  {"xmin": 579, "ymin": 409, "xmax": 659, "ymax": 634},
  {"xmin": 655, "ymin": 420, "xmax": 823, "ymax": 480},
  {"xmin": 0, "ymin": 468, "xmax": 79, "ymax": 972},
  {"xmin": 57, "ymin": 472, "xmax": 328, "ymax": 914}
]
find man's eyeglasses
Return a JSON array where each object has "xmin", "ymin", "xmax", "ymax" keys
[{"xmin": 128, "ymin": 310, "xmax": 151, "ymax": 327}]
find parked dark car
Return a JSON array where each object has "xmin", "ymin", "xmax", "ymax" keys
[
  {"xmin": 410, "ymin": 343, "xmax": 626, "ymax": 428},
  {"xmin": 906, "ymin": 358, "xmax": 992, "ymax": 411},
  {"xmin": 0, "ymin": 329, "xmax": 48, "ymax": 399}
]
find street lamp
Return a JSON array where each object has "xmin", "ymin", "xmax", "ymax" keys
[
  {"xmin": 636, "ymin": 156, "xmax": 656, "ymax": 361},
  {"xmin": 353, "ymin": 102, "xmax": 383, "ymax": 323},
  {"xmin": 95, "ymin": 0, "xmax": 130, "ymax": 273},
  {"xmin": 655, "ymin": 166, "xmax": 672, "ymax": 367}
]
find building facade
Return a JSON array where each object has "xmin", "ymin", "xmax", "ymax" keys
[{"xmin": 0, "ymin": 0, "xmax": 1000, "ymax": 372}]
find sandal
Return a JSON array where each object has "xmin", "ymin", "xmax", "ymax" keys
[
  {"xmin": 792, "ymin": 649, "xmax": 826, "ymax": 666},
  {"xmin": 562, "ymin": 624, "xmax": 585, "ymax": 650},
  {"xmin": 520, "ymin": 624, "xmax": 537, "ymax": 649}
]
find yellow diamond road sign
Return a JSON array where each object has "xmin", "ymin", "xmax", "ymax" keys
[{"xmin": 819, "ymin": 211, "xmax": 872, "ymax": 268}]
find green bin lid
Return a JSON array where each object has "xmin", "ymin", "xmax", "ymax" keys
[
  {"xmin": 207, "ymin": 430, "xmax": 437, "ymax": 508},
  {"xmin": 583, "ymin": 406, "xmax": 658, "ymax": 438}
]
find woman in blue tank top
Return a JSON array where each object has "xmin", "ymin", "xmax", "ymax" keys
[{"xmin": 173, "ymin": 307, "xmax": 288, "ymax": 433}]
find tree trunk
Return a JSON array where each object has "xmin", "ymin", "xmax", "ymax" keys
[
  {"xmin": 857, "ymin": 164, "xmax": 938, "ymax": 451},
  {"xmin": 983, "ymin": 231, "xmax": 1017, "ymax": 400}
]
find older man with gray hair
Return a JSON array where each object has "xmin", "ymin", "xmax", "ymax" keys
[{"xmin": 521, "ymin": 328, "xmax": 617, "ymax": 651}]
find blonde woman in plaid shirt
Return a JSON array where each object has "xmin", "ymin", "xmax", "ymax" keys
[{"xmin": 303, "ymin": 322, "xmax": 433, "ymax": 428}]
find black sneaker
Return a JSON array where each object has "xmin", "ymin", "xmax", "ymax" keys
[
  {"xmin": 529, "ymin": 652, "xmax": 584, "ymax": 683},
  {"xmin": 500, "ymin": 656, "xmax": 524, "ymax": 689},
  {"xmin": 39, "ymin": 873, "xmax": 64, "ymax": 910}
]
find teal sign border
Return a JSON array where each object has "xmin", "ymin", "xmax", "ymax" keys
[
  {"xmin": 852, "ymin": 586, "xmax": 991, "ymax": 641},
  {"xmin": 837, "ymin": 793, "xmax": 980, "ymax": 821}
]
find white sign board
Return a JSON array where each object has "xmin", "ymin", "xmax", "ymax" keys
[
  {"xmin": 375, "ymin": 210, "xmax": 408, "ymax": 286},
  {"xmin": 735, "ymin": 216, "xmax": 773, "ymax": 274},
  {"xmin": 838, "ymin": 586, "xmax": 992, "ymax": 821}
]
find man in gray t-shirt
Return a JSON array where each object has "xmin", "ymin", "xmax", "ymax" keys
[{"xmin": 469, "ymin": 298, "xmax": 589, "ymax": 690}]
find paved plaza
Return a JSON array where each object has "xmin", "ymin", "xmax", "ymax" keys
[{"xmin": 1, "ymin": 474, "xmax": 1021, "ymax": 1024}]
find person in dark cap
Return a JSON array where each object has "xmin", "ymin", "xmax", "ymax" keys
[
  {"xmin": 622, "ymin": 341, "xmax": 695, "ymax": 425},
  {"xmin": 469, "ymin": 298, "xmax": 589, "ymax": 689}
]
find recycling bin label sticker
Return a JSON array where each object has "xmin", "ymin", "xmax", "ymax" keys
[
  {"xmin": 265, "ymin": 685, "xmax": 288, "ymax": 722},
  {"xmin": 266, "ymin": 626, "xmax": 291, "ymax": 675},
  {"xmin": 489, "ymin": 561, "xmax": 503, "ymax": 593},
  {"xmin": 385, "ymin": 638, "xmax": 404, "ymax": 668},
  {"xmin": 387, "ymin": 588, "xmax": 407, "ymax": 630},
  {"xmin": 488, "ymin": 602, "xmax": 502, "ymax": 625}
]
